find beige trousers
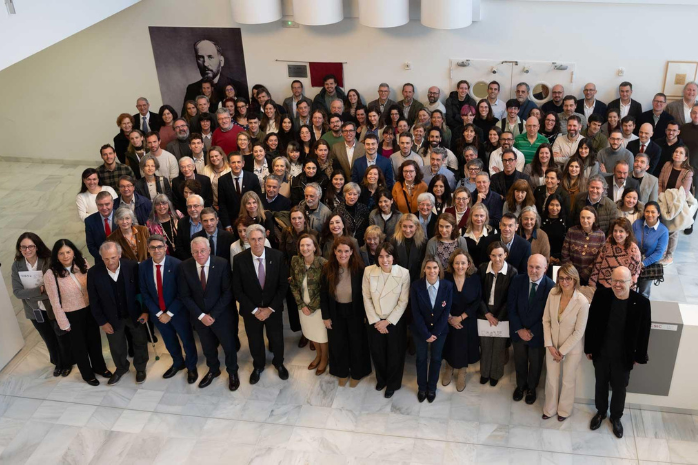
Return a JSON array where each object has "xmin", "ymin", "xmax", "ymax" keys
[{"xmin": 543, "ymin": 349, "xmax": 583, "ymax": 418}]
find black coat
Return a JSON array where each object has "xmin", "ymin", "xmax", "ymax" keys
[
  {"xmin": 171, "ymin": 174, "xmax": 213, "ymax": 214},
  {"xmin": 478, "ymin": 261, "xmax": 517, "ymax": 321},
  {"xmin": 232, "ymin": 247, "xmax": 288, "ymax": 317},
  {"xmin": 637, "ymin": 110, "xmax": 674, "ymax": 141},
  {"xmin": 320, "ymin": 266, "xmax": 365, "ymax": 321},
  {"xmin": 178, "ymin": 256, "xmax": 234, "ymax": 320},
  {"xmin": 627, "ymin": 139, "xmax": 662, "ymax": 175},
  {"xmin": 390, "ymin": 238, "xmax": 427, "ymax": 284},
  {"xmin": 576, "ymin": 99, "xmax": 608, "ymax": 121},
  {"xmin": 217, "ymin": 171, "xmax": 262, "ymax": 229},
  {"xmin": 584, "ymin": 287, "xmax": 651, "ymax": 371},
  {"xmin": 490, "ymin": 170, "xmax": 533, "ymax": 197},
  {"xmin": 133, "ymin": 112, "xmax": 162, "ymax": 133},
  {"xmin": 479, "ymin": 233, "xmax": 531, "ymax": 275},
  {"xmin": 87, "ymin": 259, "xmax": 141, "ymax": 329},
  {"xmin": 262, "ymin": 194, "xmax": 291, "ymax": 212},
  {"xmin": 608, "ymin": 99, "xmax": 643, "ymax": 130}
]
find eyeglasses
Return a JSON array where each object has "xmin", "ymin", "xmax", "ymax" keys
[
  {"xmin": 19, "ymin": 245, "xmax": 36, "ymax": 251},
  {"xmin": 403, "ymin": 169, "xmax": 416, "ymax": 174},
  {"xmin": 341, "ymin": 129, "xmax": 355, "ymax": 133},
  {"xmin": 501, "ymin": 138, "xmax": 514, "ymax": 142},
  {"xmin": 558, "ymin": 276, "xmax": 573, "ymax": 282},
  {"xmin": 502, "ymin": 158, "xmax": 516, "ymax": 163},
  {"xmin": 148, "ymin": 245, "xmax": 166, "ymax": 251}
]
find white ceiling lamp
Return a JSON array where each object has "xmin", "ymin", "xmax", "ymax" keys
[
  {"xmin": 358, "ymin": 0, "xmax": 409, "ymax": 28},
  {"xmin": 231, "ymin": 0, "xmax": 282, "ymax": 24},
  {"xmin": 421, "ymin": 0, "xmax": 473, "ymax": 29},
  {"xmin": 293, "ymin": 0, "xmax": 343, "ymax": 26}
]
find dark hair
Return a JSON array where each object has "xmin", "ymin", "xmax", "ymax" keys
[
  {"xmin": 375, "ymin": 188, "xmax": 398, "ymax": 213},
  {"xmin": 363, "ymin": 133, "xmax": 379, "ymax": 143},
  {"xmin": 619, "ymin": 81, "xmax": 633, "ymax": 90},
  {"xmin": 579, "ymin": 206, "xmax": 600, "ymax": 231},
  {"xmin": 247, "ymin": 111, "xmax": 261, "ymax": 122},
  {"xmin": 145, "ymin": 131, "xmax": 160, "ymax": 141},
  {"xmin": 506, "ymin": 99, "xmax": 520, "ymax": 109},
  {"xmin": 361, "ymin": 165, "xmax": 387, "ymax": 193},
  {"xmin": 475, "ymin": 99, "xmax": 494, "ymax": 122},
  {"xmin": 487, "ymin": 240, "xmax": 509, "ymax": 256},
  {"xmin": 297, "ymin": 124, "xmax": 317, "ymax": 150},
  {"xmin": 297, "ymin": 232, "xmax": 321, "ymax": 257},
  {"xmin": 343, "ymin": 88, "xmax": 364, "ymax": 110},
  {"xmin": 446, "ymin": 248, "xmax": 477, "ymax": 277},
  {"xmin": 543, "ymin": 193, "xmax": 567, "ymax": 220},
  {"xmin": 396, "ymin": 160, "xmax": 424, "ymax": 184},
  {"xmin": 323, "ymin": 74, "xmax": 337, "ymax": 84},
  {"xmin": 100, "ymin": 144, "xmax": 116, "ymax": 156},
  {"xmin": 567, "ymin": 114, "xmax": 582, "ymax": 126},
  {"xmin": 621, "ymin": 115, "xmax": 636, "ymax": 126},
  {"xmin": 588, "ymin": 114, "xmax": 603, "ymax": 125},
  {"xmin": 15, "ymin": 232, "xmax": 52, "ymax": 262},
  {"xmin": 183, "ymin": 179, "xmax": 202, "ymax": 196},
  {"xmin": 542, "ymin": 111, "xmax": 561, "ymax": 135},
  {"xmin": 79, "ymin": 168, "xmax": 101, "ymax": 194},
  {"xmin": 427, "ymin": 174, "xmax": 453, "ymax": 208},
  {"xmin": 608, "ymin": 217, "xmax": 636, "ymax": 249},
  {"xmin": 199, "ymin": 112, "xmax": 214, "ymax": 123},
  {"xmin": 436, "ymin": 212, "xmax": 459, "ymax": 240},
  {"xmin": 323, "ymin": 236, "xmax": 364, "ymax": 297},
  {"xmin": 505, "ymin": 179, "xmax": 534, "ymax": 212},
  {"xmin": 574, "ymin": 138, "xmax": 598, "ymax": 168},
  {"xmin": 158, "ymin": 104, "xmax": 179, "ymax": 123},
  {"xmin": 324, "ymin": 170, "xmax": 346, "ymax": 207},
  {"xmin": 644, "ymin": 200, "xmax": 663, "ymax": 220},
  {"xmin": 456, "ymin": 123, "xmax": 481, "ymax": 156},
  {"xmin": 291, "ymin": 79, "xmax": 303, "ymax": 88},
  {"xmin": 49, "ymin": 239, "xmax": 88, "ymax": 278},
  {"xmin": 233, "ymin": 215, "xmax": 255, "ymax": 232},
  {"xmin": 529, "ymin": 143, "xmax": 553, "ymax": 178},
  {"xmin": 376, "ymin": 241, "xmax": 396, "ymax": 260}
]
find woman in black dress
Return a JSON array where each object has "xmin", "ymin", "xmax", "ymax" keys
[{"xmin": 541, "ymin": 193, "xmax": 568, "ymax": 278}]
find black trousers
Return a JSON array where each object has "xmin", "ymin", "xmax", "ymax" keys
[
  {"xmin": 367, "ymin": 318, "xmax": 406, "ymax": 390},
  {"xmin": 285, "ymin": 288, "xmax": 302, "ymax": 333},
  {"xmin": 65, "ymin": 307, "xmax": 107, "ymax": 381},
  {"xmin": 594, "ymin": 355, "xmax": 630, "ymax": 420},
  {"xmin": 327, "ymin": 303, "xmax": 372, "ymax": 380},
  {"xmin": 243, "ymin": 309, "xmax": 284, "ymax": 370},
  {"xmin": 512, "ymin": 341, "xmax": 545, "ymax": 390},
  {"xmin": 107, "ymin": 317, "xmax": 149, "ymax": 374},
  {"xmin": 31, "ymin": 316, "xmax": 73, "ymax": 370},
  {"xmin": 195, "ymin": 310, "xmax": 239, "ymax": 374}
]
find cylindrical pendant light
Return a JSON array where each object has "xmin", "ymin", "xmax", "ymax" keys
[
  {"xmin": 421, "ymin": 0, "xmax": 473, "ymax": 29},
  {"xmin": 231, "ymin": 0, "xmax": 282, "ymax": 24},
  {"xmin": 293, "ymin": 0, "xmax": 343, "ymax": 26},
  {"xmin": 358, "ymin": 0, "xmax": 409, "ymax": 28}
]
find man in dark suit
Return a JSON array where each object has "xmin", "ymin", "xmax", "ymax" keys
[
  {"xmin": 171, "ymin": 156, "xmax": 214, "ymax": 213},
  {"xmin": 508, "ymin": 254, "xmax": 555, "ymax": 405},
  {"xmin": 637, "ymin": 93, "xmax": 674, "ymax": 141},
  {"xmin": 397, "ymin": 83, "xmax": 424, "ymax": 126},
  {"xmin": 262, "ymin": 175, "xmax": 291, "ymax": 212},
  {"xmin": 585, "ymin": 266, "xmax": 651, "ymax": 439},
  {"xmin": 181, "ymin": 39, "xmax": 249, "ymax": 112},
  {"xmin": 654, "ymin": 121, "xmax": 684, "ymax": 176},
  {"xmin": 602, "ymin": 160, "xmax": 640, "ymax": 203},
  {"xmin": 218, "ymin": 153, "xmax": 262, "ymax": 231},
  {"xmin": 490, "ymin": 149, "xmax": 533, "ymax": 196},
  {"xmin": 627, "ymin": 123, "xmax": 662, "ymax": 174},
  {"xmin": 174, "ymin": 194, "xmax": 207, "ymax": 260},
  {"xmin": 140, "ymin": 235, "xmax": 198, "ymax": 383},
  {"xmin": 133, "ymin": 97, "xmax": 162, "ymax": 134},
  {"xmin": 179, "ymin": 236, "xmax": 240, "ymax": 391},
  {"xmin": 85, "ymin": 191, "xmax": 115, "ymax": 263},
  {"xmin": 576, "ymin": 83, "xmax": 607, "ymax": 121},
  {"xmin": 473, "ymin": 172, "xmax": 504, "ymax": 228},
  {"xmin": 87, "ymin": 242, "xmax": 149, "ymax": 385},
  {"xmin": 193, "ymin": 208, "xmax": 235, "ymax": 264},
  {"xmin": 232, "ymin": 225, "xmax": 289, "ymax": 384},
  {"xmin": 282, "ymin": 80, "xmax": 313, "ymax": 119},
  {"xmin": 351, "ymin": 133, "xmax": 395, "ymax": 188},
  {"xmin": 608, "ymin": 82, "xmax": 643, "ymax": 131},
  {"xmin": 481, "ymin": 213, "xmax": 531, "ymax": 274}
]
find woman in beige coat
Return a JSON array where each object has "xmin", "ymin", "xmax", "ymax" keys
[{"xmin": 542, "ymin": 263, "xmax": 590, "ymax": 421}]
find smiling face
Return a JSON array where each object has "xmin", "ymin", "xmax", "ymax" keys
[
  {"xmin": 452, "ymin": 253, "xmax": 469, "ymax": 277},
  {"xmin": 329, "ymin": 216, "xmax": 344, "ymax": 236},
  {"xmin": 438, "ymin": 219, "xmax": 452, "ymax": 239},
  {"xmin": 612, "ymin": 224, "xmax": 628, "ymax": 245},
  {"xmin": 144, "ymin": 159, "xmax": 157, "ymax": 176},
  {"xmin": 644, "ymin": 204, "xmax": 659, "ymax": 226},
  {"xmin": 19, "ymin": 238, "xmax": 37, "ymax": 261},
  {"xmin": 304, "ymin": 187, "xmax": 319, "ymax": 208},
  {"xmin": 290, "ymin": 211, "xmax": 306, "ymax": 232},
  {"xmin": 378, "ymin": 194, "xmax": 393, "ymax": 213},
  {"xmin": 344, "ymin": 188, "xmax": 359, "ymax": 206},
  {"xmin": 547, "ymin": 199, "xmax": 561, "ymax": 218},
  {"xmin": 489, "ymin": 247, "xmax": 507, "ymax": 269},
  {"xmin": 588, "ymin": 180, "xmax": 603, "ymax": 202},
  {"xmin": 377, "ymin": 248, "xmax": 393, "ymax": 271},
  {"xmin": 154, "ymin": 201, "xmax": 170, "ymax": 217},
  {"xmin": 365, "ymin": 167, "xmax": 379, "ymax": 186},
  {"xmin": 334, "ymin": 243, "xmax": 352, "ymax": 266},
  {"xmin": 299, "ymin": 237, "xmax": 316, "ymax": 258},
  {"xmin": 579, "ymin": 210, "xmax": 595, "ymax": 232},
  {"xmin": 424, "ymin": 260, "xmax": 440, "ymax": 283},
  {"xmin": 57, "ymin": 245, "xmax": 74, "ymax": 268},
  {"xmin": 83, "ymin": 173, "xmax": 100, "ymax": 191},
  {"xmin": 401, "ymin": 219, "xmax": 416, "ymax": 238},
  {"xmin": 521, "ymin": 211, "xmax": 536, "ymax": 232},
  {"xmin": 248, "ymin": 230, "xmax": 265, "ymax": 256}
]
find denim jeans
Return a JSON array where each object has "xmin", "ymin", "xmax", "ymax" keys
[{"xmin": 413, "ymin": 333, "xmax": 447, "ymax": 393}]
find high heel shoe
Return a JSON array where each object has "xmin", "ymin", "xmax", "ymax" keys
[{"xmin": 308, "ymin": 358, "xmax": 320, "ymax": 370}]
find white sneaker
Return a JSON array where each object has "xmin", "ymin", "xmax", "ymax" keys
[{"xmin": 658, "ymin": 257, "xmax": 673, "ymax": 266}]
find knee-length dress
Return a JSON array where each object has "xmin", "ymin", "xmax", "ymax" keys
[{"xmin": 443, "ymin": 272, "xmax": 482, "ymax": 368}]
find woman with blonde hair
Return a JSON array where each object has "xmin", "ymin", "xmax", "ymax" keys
[
  {"xmin": 238, "ymin": 190, "xmax": 275, "ymax": 241},
  {"xmin": 202, "ymin": 146, "xmax": 231, "ymax": 209},
  {"xmin": 542, "ymin": 263, "xmax": 589, "ymax": 421},
  {"xmin": 464, "ymin": 203, "xmax": 496, "ymax": 268},
  {"xmin": 391, "ymin": 213, "xmax": 427, "ymax": 284}
]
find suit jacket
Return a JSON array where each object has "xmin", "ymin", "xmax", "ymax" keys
[
  {"xmin": 139, "ymin": 256, "xmax": 184, "ymax": 317},
  {"xmin": 171, "ymin": 174, "xmax": 214, "ymax": 213},
  {"xmin": 608, "ymin": 98, "xmax": 643, "ymax": 124},
  {"xmin": 174, "ymin": 215, "xmax": 204, "ymax": 260},
  {"xmin": 602, "ymin": 174, "xmax": 640, "ymax": 198},
  {"xmin": 178, "ymin": 256, "xmax": 233, "ymax": 321},
  {"xmin": 192, "ymin": 229, "xmax": 235, "ymax": 263},
  {"xmin": 507, "ymin": 274, "xmax": 555, "ymax": 347},
  {"xmin": 478, "ymin": 261, "xmax": 517, "ymax": 320},
  {"xmin": 584, "ymin": 287, "xmax": 651, "ymax": 371},
  {"xmin": 397, "ymin": 99, "xmax": 424, "ymax": 126},
  {"xmin": 350, "ymin": 155, "xmax": 395, "ymax": 189},
  {"xmin": 182, "ymin": 73, "xmax": 249, "ymax": 114},
  {"xmin": 490, "ymin": 170, "xmax": 533, "ymax": 197},
  {"xmin": 576, "ymin": 99, "xmax": 608, "ymax": 121},
  {"xmin": 113, "ymin": 193, "xmax": 152, "ymax": 227},
  {"xmin": 391, "ymin": 237, "xmax": 427, "ymax": 284},
  {"xmin": 85, "ymin": 211, "xmax": 110, "ymax": 262},
  {"xmin": 362, "ymin": 264, "xmax": 411, "ymax": 325},
  {"xmin": 666, "ymin": 99, "xmax": 694, "ymax": 125},
  {"xmin": 627, "ymin": 139, "xmax": 662, "ymax": 174},
  {"xmin": 633, "ymin": 173, "xmax": 659, "ymax": 204},
  {"xmin": 480, "ymin": 233, "xmax": 531, "ymax": 275},
  {"xmin": 283, "ymin": 95, "xmax": 313, "ymax": 118},
  {"xmin": 166, "ymin": 139, "xmax": 193, "ymax": 160},
  {"xmin": 320, "ymin": 266, "xmax": 365, "ymax": 320},
  {"xmin": 637, "ymin": 110, "xmax": 674, "ymax": 141},
  {"xmin": 217, "ymin": 171, "xmax": 262, "ymax": 229},
  {"xmin": 133, "ymin": 112, "xmax": 162, "ymax": 133},
  {"xmin": 232, "ymin": 247, "xmax": 288, "ymax": 317},
  {"xmin": 410, "ymin": 278, "xmax": 453, "ymax": 340},
  {"xmin": 87, "ymin": 259, "xmax": 141, "ymax": 329},
  {"xmin": 331, "ymin": 141, "xmax": 366, "ymax": 179},
  {"xmin": 542, "ymin": 289, "xmax": 589, "ymax": 355}
]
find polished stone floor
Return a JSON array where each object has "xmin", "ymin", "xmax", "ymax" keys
[{"xmin": 1, "ymin": 161, "xmax": 697, "ymax": 464}]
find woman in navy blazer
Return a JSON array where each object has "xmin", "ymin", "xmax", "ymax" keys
[{"xmin": 410, "ymin": 256, "xmax": 453, "ymax": 403}]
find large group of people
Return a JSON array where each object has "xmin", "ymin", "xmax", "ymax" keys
[{"xmin": 17, "ymin": 74, "xmax": 696, "ymax": 438}]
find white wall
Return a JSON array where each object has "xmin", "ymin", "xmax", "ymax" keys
[{"xmin": 0, "ymin": 0, "xmax": 696, "ymax": 163}]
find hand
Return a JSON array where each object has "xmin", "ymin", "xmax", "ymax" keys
[
  {"xmin": 586, "ymin": 354, "xmax": 593, "ymax": 361},
  {"xmin": 485, "ymin": 313, "xmax": 499, "ymax": 326},
  {"xmin": 301, "ymin": 306, "xmax": 312, "ymax": 316},
  {"xmin": 101, "ymin": 322, "xmax": 114, "ymax": 335},
  {"xmin": 599, "ymin": 163, "xmax": 607, "ymax": 173},
  {"xmin": 225, "ymin": 226, "xmax": 233, "ymax": 232},
  {"xmin": 550, "ymin": 257, "xmax": 560, "ymax": 265},
  {"xmin": 426, "ymin": 335, "xmax": 437, "ymax": 343},
  {"xmin": 492, "ymin": 166, "xmax": 501, "ymax": 173},
  {"xmin": 375, "ymin": 320, "xmax": 390, "ymax": 334},
  {"xmin": 288, "ymin": 277, "xmax": 292, "ymax": 283},
  {"xmin": 201, "ymin": 314, "xmax": 215, "ymax": 326},
  {"xmin": 40, "ymin": 285, "xmax": 45, "ymax": 294},
  {"xmin": 255, "ymin": 307, "xmax": 272, "ymax": 321},
  {"xmin": 158, "ymin": 313, "xmax": 172, "ymax": 324},
  {"xmin": 138, "ymin": 313, "xmax": 149, "ymax": 324},
  {"xmin": 448, "ymin": 316, "xmax": 463, "ymax": 329},
  {"xmin": 478, "ymin": 192, "xmax": 487, "ymax": 203},
  {"xmin": 517, "ymin": 329, "xmax": 532, "ymax": 341},
  {"xmin": 323, "ymin": 319, "xmax": 332, "ymax": 329}
]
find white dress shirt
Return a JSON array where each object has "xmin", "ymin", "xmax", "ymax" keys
[
  {"xmin": 486, "ymin": 261, "xmax": 509, "ymax": 306},
  {"xmin": 26, "ymin": 259, "xmax": 46, "ymax": 310},
  {"xmin": 197, "ymin": 257, "xmax": 210, "ymax": 320},
  {"xmin": 107, "ymin": 264, "xmax": 121, "ymax": 282},
  {"xmin": 153, "ymin": 257, "xmax": 174, "ymax": 317},
  {"xmin": 620, "ymin": 102, "xmax": 630, "ymax": 118}
]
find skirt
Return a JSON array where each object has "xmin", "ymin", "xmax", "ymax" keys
[{"xmin": 299, "ymin": 307, "xmax": 328, "ymax": 343}]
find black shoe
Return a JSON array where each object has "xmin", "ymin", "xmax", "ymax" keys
[
  {"xmin": 61, "ymin": 367, "xmax": 72, "ymax": 377},
  {"xmin": 249, "ymin": 368, "xmax": 264, "ymax": 385},
  {"xmin": 108, "ymin": 372, "xmax": 124, "ymax": 386},
  {"xmin": 298, "ymin": 335, "xmax": 309, "ymax": 348},
  {"xmin": 384, "ymin": 389, "xmax": 395, "ymax": 399},
  {"xmin": 128, "ymin": 347, "xmax": 135, "ymax": 358},
  {"xmin": 417, "ymin": 391, "xmax": 427, "ymax": 403},
  {"xmin": 407, "ymin": 339, "xmax": 416, "ymax": 356},
  {"xmin": 479, "ymin": 376, "xmax": 489, "ymax": 385},
  {"xmin": 229, "ymin": 373, "xmax": 240, "ymax": 391},
  {"xmin": 198, "ymin": 370, "xmax": 221, "ymax": 388},
  {"xmin": 525, "ymin": 389, "xmax": 537, "ymax": 405},
  {"xmin": 375, "ymin": 383, "xmax": 386, "ymax": 391},
  {"xmin": 513, "ymin": 387, "xmax": 525, "ymax": 402},
  {"xmin": 163, "ymin": 365, "xmax": 184, "ymax": 379},
  {"xmin": 611, "ymin": 418, "xmax": 624, "ymax": 438},
  {"xmin": 53, "ymin": 367, "xmax": 61, "ymax": 377},
  {"xmin": 99, "ymin": 369, "xmax": 113, "ymax": 379},
  {"xmin": 275, "ymin": 364, "xmax": 289, "ymax": 381},
  {"xmin": 489, "ymin": 378, "xmax": 498, "ymax": 387},
  {"xmin": 426, "ymin": 391, "xmax": 436, "ymax": 403},
  {"xmin": 590, "ymin": 412, "xmax": 606, "ymax": 430},
  {"xmin": 85, "ymin": 378, "xmax": 99, "ymax": 386},
  {"xmin": 136, "ymin": 371, "xmax": 146, "ymax": 384},
  {"xmin": 685, "ymin": 226, "xmax": 693, "ymax": 235},
  {"xmin": 187, "ymin": 369, "xmax": 198, "ymax": 384}
]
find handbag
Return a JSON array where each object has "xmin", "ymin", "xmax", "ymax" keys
[
  {"xmin": 639, "ymin": 227, "xmax": 664, "ymax": 285},
  {"xmin": 51, "ymin": 272, "xmax": 70, "ymax": 337}
]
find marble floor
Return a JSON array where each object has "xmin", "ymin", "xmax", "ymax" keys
[{"xmin": 1, "ymin": 160, "xmax": 698, "ymax": 465}]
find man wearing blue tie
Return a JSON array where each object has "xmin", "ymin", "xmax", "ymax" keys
[{"xmin": 139, "ymin": 235, "xmax": 198, "ymax": 384}]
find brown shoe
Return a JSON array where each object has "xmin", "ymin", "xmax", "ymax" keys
[
  {"xmin": 349, "ymin": 378, "xmax": 360, "ymax": 388},
  {"xmin": 315, "ymin": 365, "xmax": 327, "ymax": 376},
  {"xmin": 442, "ymin": 363, "xmax": 453, "ymax": 386},
  {"xmin": 338, "ymin": 377, "xmax": 349, "ymax": 387},
  {"xmin": 309, "ymin": 341, "xmax": 316, "ymax": 351},
  {"xmin": 308, "ymin": 357, "xmax": 320, "ymax": 370},
  {"xmin": 456, "ymin": 369, "xmax": 467, "ymax": 392},
  {"xmin": 298, "ymin": 336, "xmax": 309, "ymax": 348}
]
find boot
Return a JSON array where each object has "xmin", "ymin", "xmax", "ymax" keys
[
  {"xmin": 442, "ymin": 362, "xmax": 453, "ymax": 386},
  {"xmin": 456, "ymin": 369, "xmax": 467, "ymax": 392}
]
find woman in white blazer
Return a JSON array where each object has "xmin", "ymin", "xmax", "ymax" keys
[
  {"xmin": 542, "ymin": 263, "xmax": 590, "ymax": 421},
  {"xmin": 362, "ymin": 242, "xmax": 411, "ymax": 399}
]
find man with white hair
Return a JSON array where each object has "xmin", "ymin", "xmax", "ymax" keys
[
  {"xmin": 171, "ymin": 156, "xmax": 213, "ymax": 213},
  {"xmin": 666, "ymin": 82, "xmax": 698, "ymax": 124},
  {"xmin": 299, "ymin": 183, "xmax": 331, "ymax": 233},
  {"xmin": 166, "ymin": 118, "xmax": 193, "ymax": 159},
  {"xmin": 367, "ymin": 82, "xmax": 396, "ymax": 125}
]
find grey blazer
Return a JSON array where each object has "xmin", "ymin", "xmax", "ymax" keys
[
  {"xmin": 666, "ymin": 100, "xmax": 692, "ymax": 125},
  {"xmin": 636, "ymin": 173, "xmax": 659, "ymax": 204},
  {"xmin": 11, "ymin": 258, "xmax": 53, "ymax": 320}
]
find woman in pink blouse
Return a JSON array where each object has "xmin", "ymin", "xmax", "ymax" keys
[{"xmin": 44, "ymin": 239, "xmax": 110, "ymax": 386}]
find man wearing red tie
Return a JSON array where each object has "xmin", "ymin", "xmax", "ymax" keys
[{"xmin": 85, "ymin": 191, "xmax": 115, "ymax": 264}]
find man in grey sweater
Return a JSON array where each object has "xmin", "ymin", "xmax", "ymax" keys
[{"xmin": 598, "ymin": 129, "xmax": 634, "ymax": 173}]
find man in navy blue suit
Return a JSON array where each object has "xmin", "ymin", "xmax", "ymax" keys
[
  {"xmin": 351, "ymin": 133, "xmax": 395, "ymax": 188},
  {"xmin": 508, "ymin": 254, "xmax": 555, "ymax": 405},
  {"xmin": 85, "ymin": 191, "xmax": 115, "ymax": 263},
  {"xmin": 480, "ymin": 213, "xmax": 531, "ymax": 274},
  {"xmin": 140, "ymin": 234, "xmax": 199, "ymax": 384}
]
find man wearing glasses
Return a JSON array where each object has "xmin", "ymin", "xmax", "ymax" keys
[
  {"xmin": 211, "ymin": 108, "xmax": 243, "ymax": 154},
  {"xmin": 424, "ymin": 86, "xmax": 446, "ymax": 114},
  {"xmin": 654, "ymin": 122, "xmax": 683, "ymax": 176},
  {"xmin": 331, "ymin": 121, "xmax": 365, "ymax": 178},
  {"xmin": 638, "ymin": 93, "xmax": 674, "ymax": 141},
  {"xmin": 598, "ymin": 129, "xmax": 635, "ymax": 174},
  {"xmin": 576, "ymin": 83, "xmax": 608, "ymax": 122},
  {"xmin": 489, "ymin": 131, "xmax": 525, "ymax": 174},
  {"xmin": 585, "ymin": 266, "xmax": 651, "ymax": 439},
  {"xmin": 490, "ymin": 148, "xmax": 533, "ymax": 196}
]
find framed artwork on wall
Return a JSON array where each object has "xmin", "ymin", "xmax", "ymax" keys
[{"xmin": 663, "ymin": 61, "xmax": 698, "ymax": 98}]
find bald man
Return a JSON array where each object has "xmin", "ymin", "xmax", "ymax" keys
[
  {"xmin": 424, "ymin": 86, "xmax": 446, "ymax": 113},
  {"xmin": 514, "ymin": 116, "xmax": 549, "ymax": 164},
  {"xmin": 585, "ymin": 266, "xmax": 651, "ymax": 438},
  {"xmin": 627, "ymin": 123, "xmax": 662, "ymax": 174},
  {"xmin": 508, "ymin": 254, "xmax": 555, "ymax": 405},
  {"xmin": 541, "ymin": 84, "xmax": 565, "ymax": 113}
]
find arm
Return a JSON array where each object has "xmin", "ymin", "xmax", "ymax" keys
[
  {"xmin": 11, "ymin": 262, "xmax": 45, "ymax": 302},
  {"xmin": 269, "ymin": 257, "xmax": 289, "ymax": 312},
  {"xmin": 384, "ymin": 161, "xmax": 395, "ymax": 189},
  {"xmin": 76, "ymin": 194, "xmax": 88, "ymax": 221},
  {"xmin": 351, "ymin": 163, "xmax": 361, "ymax": 185},
  {"xmin": 218, "ymin": 181, "xmax": 232, "ymax": 229},
  {"xmin": 320, "ymin": 274, "xmax": 331, "ymax": 320},
  {"xmin": 410, "ymin": 284, "xmax": 430, "ymax": 341},
  {"xmin": 85, "ymin": 218, "xmax": 101, "ymax": 262},
  {"xmin": 362, "ymin": 269, "xmax": 381, "ymax": 325},
  {"xmin": 559, "ymin": 299, "xmax": 590, "ymax": 355},
  {"xmin": 643, "ymin": 228, "xmax": 669, "ymax": 266},
  {"xmin": 649, "ymin": 179, "xmax": 658, "ymax": 203},
  {"xmin": 387, "ymin": 271, "xmax": 411, "ymax": 326},
  {"xmin": 177, "ymin": 267, "xmax": 203, "ymax": 319},
  {"xmin": 681, "ymin": 170, "xmax": 694, "ymax": 195},
  {"xmin": 560, "ymin": 234, "xmax": 571, "ymax": 264},
  {"xmin": 289, "ymin": 258, "xmax": 305, "ymax": 309},
  {"xmin": 629, "ymin": 244, "xmax": 643, "ymax": 284},
  {"xmin": 139, "ymin": 265, "xmax": 161, "ymax": 317},
  {"xmin": 507, "ymin": 280, "xmax": 524, "ymax": 334},
  {"xmin": 587, "ymin": 245, "xmax": 605, "ymax": 287},
  {"xmin": 232, "ymin": 258, "xmax": 256, "ymax": 316},
  {"xmin": 169, "ymin": 157, "xmax": 179, "ymax": 181},
  {"xmin": 43, "ymin": 271, "xmax": 70, "ymax": 330},
  {"xmin": 87, "ymin": 272, "xmax": 109, "ymax": 327},
  {"xmin": 209, "ymin": 265, "xmax": 233, "ymax": 320},
  {"xmin": 542, "ymin": 295, "xmax": 553, "ymax": 347}
]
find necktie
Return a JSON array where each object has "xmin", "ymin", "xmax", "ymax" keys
[
  {"xmin": 142, "ymin": 116, "xmax": 148, "ymax": 133},
  {"xmin": 104, "ymin": 217, "xmax": 111, "ymax": 236},
  {"xmin": 640, "ymin": 143, "xmax": 646, "ymax": 153},
  {"xmin": 528, "ymin": 282, "xmax": 538, "ymax": 306},
  {"xmin": 200, "ymin": 265, "xmax": 206, "ymax": 291},
  {"xmin": 208, "ymin": 235, "xmax": 216, "ymax": 256},
  {"xmin": 428, "ymin": 284, "xmax": 436, "ymax": 308},
  {"xmin": 155, "ymin": 264, "xmax": 166, "ymax": 311},
  {"xmin": 235, "ymin": 177, "xmax": 241, "ymax": 195},
  {"xmin": 257, "ymin": 257, "xmax": 266, "ymax": 288}
]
